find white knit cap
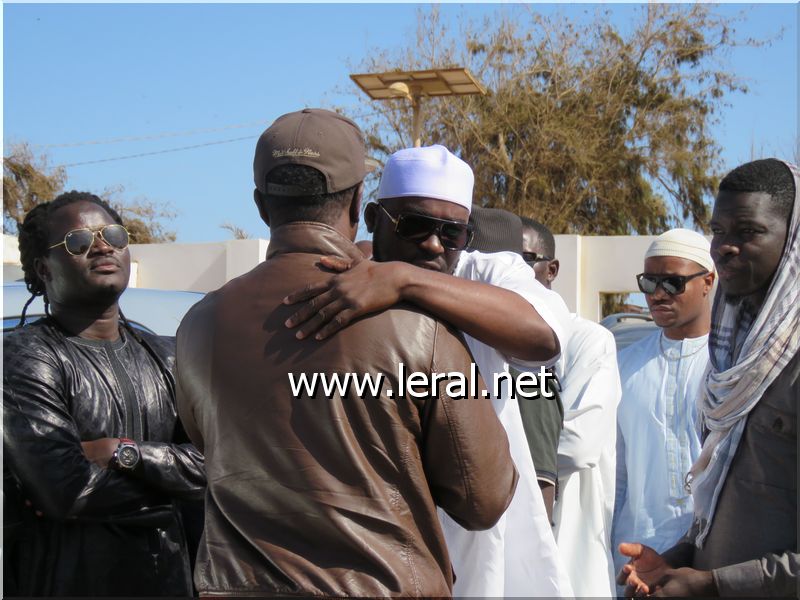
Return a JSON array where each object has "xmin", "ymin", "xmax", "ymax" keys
[
  {"xmin": 645, "ymin": 228, "xmax": 714, "ymax": 272},
  {"xmin": 377, "ymin": 145, "xmax": 474, "ymax": 214}
]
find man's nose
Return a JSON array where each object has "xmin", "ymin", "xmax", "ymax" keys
[
  {"xmin": 419, "ymin": 232, "xmax": 445, "ymax": 255},
  {"xmin": 714, "ymin": 240, "xmax": 739, "ymax": 257},
  {"xmin": 88, "ymin": 231, "xmax": 114, "ymax": 255},
  {"xmin": 650, "ymin": 284, "xmax": 670, "ymax": 300}
]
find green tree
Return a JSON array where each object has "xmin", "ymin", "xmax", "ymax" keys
[
  {"xmin": 3, "ymin": 143, "xmax": 176, "ymax": 243},
  {"xmin": 351, "ymin": 5, "xmax": 771, "ymax": 235}
]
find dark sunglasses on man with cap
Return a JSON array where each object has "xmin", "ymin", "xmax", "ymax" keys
[
  {"xmin": 377, "ymin": 202, "xmax": 474, "ymax": 251},
  {"xmin": 48, "ymin": 224, "xmax": 130, "ymax": 256},
  {"xmin": 636, "ymin": 270, "xmax": 708, "ymax": 296},
  {"xmin": 522, "ymin": 251, "xmax": 552, "ymax": 265}
]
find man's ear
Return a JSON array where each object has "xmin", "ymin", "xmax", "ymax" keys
[
  {"xmin": 33, "ymin": 256, "xmax": 50, "ymax": 285},
  {"xmin": 349, "ymin": 182, "xmax": 363, "ymax": 226},
  {"xmin": 253, "ymin": 189, "xmax": 270, "ymax": 226},
  {"xmin": 364, "ymin": 202, "xmax": 378, "ymax": 233},
  {"xmin": 547, "ymin": 259, "xmax": 560, "ymax": 283},
  {"xmin": 702, "ymin": 270, "xmax": 716, "ymax": 296}
]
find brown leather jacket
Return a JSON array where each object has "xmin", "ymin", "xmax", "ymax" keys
[{"xmin": 176, "ymin": 222, "xmax": 518, "ymax": 597}]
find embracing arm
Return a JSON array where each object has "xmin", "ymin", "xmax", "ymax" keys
[{"xmin": 285, "ymin": 257, "xmax": 559, "ymax": 362}]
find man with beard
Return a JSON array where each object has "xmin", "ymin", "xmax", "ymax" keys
[
  {"xmin": 283, "ymin": 145, "xmax": 573, "ymax": 597},
  {"xmin": 618, "ymin": 158, "xmax": 799, "ymax": 597},
  {"xmin": 3, "ymin": 191, "xmax": 205, "ymax": 596},
  {"xmin": 612, "ymin": 228, "xmax": 715, "ymax": 577}
]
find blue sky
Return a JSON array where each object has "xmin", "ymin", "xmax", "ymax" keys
[{"xmin": 3, "ymin": 3, "xmax": 797, "ymax": 243}]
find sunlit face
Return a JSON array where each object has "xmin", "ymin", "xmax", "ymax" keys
[
  {"xmin": 642, "ymin": 255, "xmax": 712, "ymax": 335},
  {"xmin": 710, "ymin": 190, "xmax": 789, "ymax": 301},
  {"xmin": 36, "ymin": 201, "xmax": 131, "ymax": 307},
  {"xmin": 368, "ymin": 196, "xmax": 469, "ymax": 275}
]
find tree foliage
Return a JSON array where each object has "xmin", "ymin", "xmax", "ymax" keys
[
  {"xmin": 3, "ymin": 143, "xmax": 66, "ymax": 234},
  {"xmin": 3, "ymin": 143, "xmax": 176, "ymax": 243},
  {"xmin": 351, "ymin": 5, "xmax": 769, "ymax": 234},
  {"xmin": 220, "ymin": 222, "xmax": 251, "ymax": 240}
]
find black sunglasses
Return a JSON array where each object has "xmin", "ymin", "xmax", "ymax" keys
[
  {"xmin": 377, "ymin": 203, "xmax": 474, "ymax": 250},
  {"xmin": 48, "ymin": 224, "xmax": 130, "ymax": 256},
  {"xmin": 636, "ymin": 271, "xmax": 708, "ymax": 296},
  {"xmin": 522, "ymin": 251, "xmax": 552, "ymax": 264}
]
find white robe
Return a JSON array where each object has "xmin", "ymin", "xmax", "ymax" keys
[
  {"xmin": 440, "ymin": 250, "xmax": 574, "ymax": 598},
  {"xmin": 552, "ymin": 315, "xmax": 621, "ymax": 597},
  {"xmin": 612, "ymin": 330, "xmax": 707, "ymax": 574}
]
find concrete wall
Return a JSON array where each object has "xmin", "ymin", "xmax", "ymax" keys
[
  {"xmin": 128, "ymin": 238, "xmax": 269, "ymax": 292},
  {"xmin": 4, "ymin": 233, "xmax": 706, "ymax": 321},
  {"xmin": 547, "ymin": 234, "xmax": 657, "ymax": 320}
]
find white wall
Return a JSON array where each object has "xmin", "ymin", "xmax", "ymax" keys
[
  {"xmin": 4, "ymin": 233, "xmax": 708, "ymax": 321},
  {"xmin": 129, "ymin": 238, "xmax": 269, "ymax": 292}
]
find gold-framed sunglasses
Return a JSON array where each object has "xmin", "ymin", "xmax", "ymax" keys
[{"xmin": 48, "ymin": 224, "xmax": 130, "ymax": 256}]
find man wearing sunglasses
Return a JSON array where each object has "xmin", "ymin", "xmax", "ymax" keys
[
  {"xmin": 3, "ymin": 191, "xmax": 205, "ymax": 596},
  {"xmin": 283, "ymin": 145, "xmax": 574, "ymax": 597},
  {"xmin": 176, "ymin": 110, "xmax": 518, "ymax": 597},
  {"xmin": 618, "ymin": 159, "xmax": 799, "ymax": 597},
  {"xmin": 611, "ymin": 228, "xmax": 715, "ymax": 581}
]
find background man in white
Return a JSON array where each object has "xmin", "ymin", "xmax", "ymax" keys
[
  {"xmin": 522, "ymin": 217, "xmax": 621, "ymax": 597},
  {"xmin": 612, "ymin": 229, "xmax": 715, "ymax": 576}
]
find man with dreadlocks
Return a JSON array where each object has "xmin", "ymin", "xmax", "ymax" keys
[
  {"xmin": 3, "ymin": 191, "xmax": 205, "ymax": 596},
  {"xmin": 617, "ymin": 158, "xmax": 799, "ymax": 597}
]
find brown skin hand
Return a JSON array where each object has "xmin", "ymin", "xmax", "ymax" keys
[
  {"xmin": 616, "ymin": 543, "xmax": 717, "ymax": 597},
  {"xmin": 81, "ymin": 438, "xmax": 121, "ymax": 469},
  {"xmin": 283, "ymin": 198, "xmax": 560, "ymax": 362},
  {"xmin": 540, "ymin": 484, "xmax": 555, "ymax": 523}
]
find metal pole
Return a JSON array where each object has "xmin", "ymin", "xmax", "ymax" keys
[{"xmin": 411, "ymin": 95, "xmax": 423, "ymax": 148}]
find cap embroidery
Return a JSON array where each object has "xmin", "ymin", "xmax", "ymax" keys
[{"xmin": 272, "ymin": 148, "xmax": 320, "ymax": 159}]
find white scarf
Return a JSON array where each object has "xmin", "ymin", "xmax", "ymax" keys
[{"xmin": 689, "ymin": 161, "xmax": 800, "ymax": 548}]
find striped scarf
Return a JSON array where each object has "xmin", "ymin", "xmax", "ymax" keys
[{"xmin": 689, "ymin": 161, "xmax": 800, "ymax": 548}]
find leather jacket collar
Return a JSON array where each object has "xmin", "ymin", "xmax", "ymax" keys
[{"xmin": 266, "ymin": 221, "xmax": 363, "ymax": 263}]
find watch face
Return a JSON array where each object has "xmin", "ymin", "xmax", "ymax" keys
[{"xmin": 118, "ymin": 446, "xmax": 139, "ymax": 468}]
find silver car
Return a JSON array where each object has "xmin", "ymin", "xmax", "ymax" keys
[
  {"xmin": 3, "ymin": 282, "xmax": 203, "ymax": 336},
  {"xmin": 600, "ymin": 312, "xmax": 657, "ymax": 351}
]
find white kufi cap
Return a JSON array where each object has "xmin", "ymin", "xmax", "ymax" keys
[
  {"xmin": 645, "ymin": 228, "xmax": 714, "ymax": 272},
  {"xmin": 377, "ymin": 145, "xmax": 474, "ymax": 214}
]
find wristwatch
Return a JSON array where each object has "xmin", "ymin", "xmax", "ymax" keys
[{"xmin": 110, "ymin": 438, "xmax": 140, "ymax": 471}]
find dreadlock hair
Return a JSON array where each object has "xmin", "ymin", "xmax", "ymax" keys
[
  {"xmin": 719, "ymin": 158, "xmax": 795, "ymax": 222},
  {"xmin": 17, "ymin": 191, "xmax": 124, "ymax": 327},
  {"xmin": 520, "ymin": 216, "xmax": 556, "ymax": 259}
]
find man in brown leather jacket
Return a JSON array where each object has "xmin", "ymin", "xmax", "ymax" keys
[{"xmin": 176, "ymin": 108, "xmax": 518, "ymax": 597}]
